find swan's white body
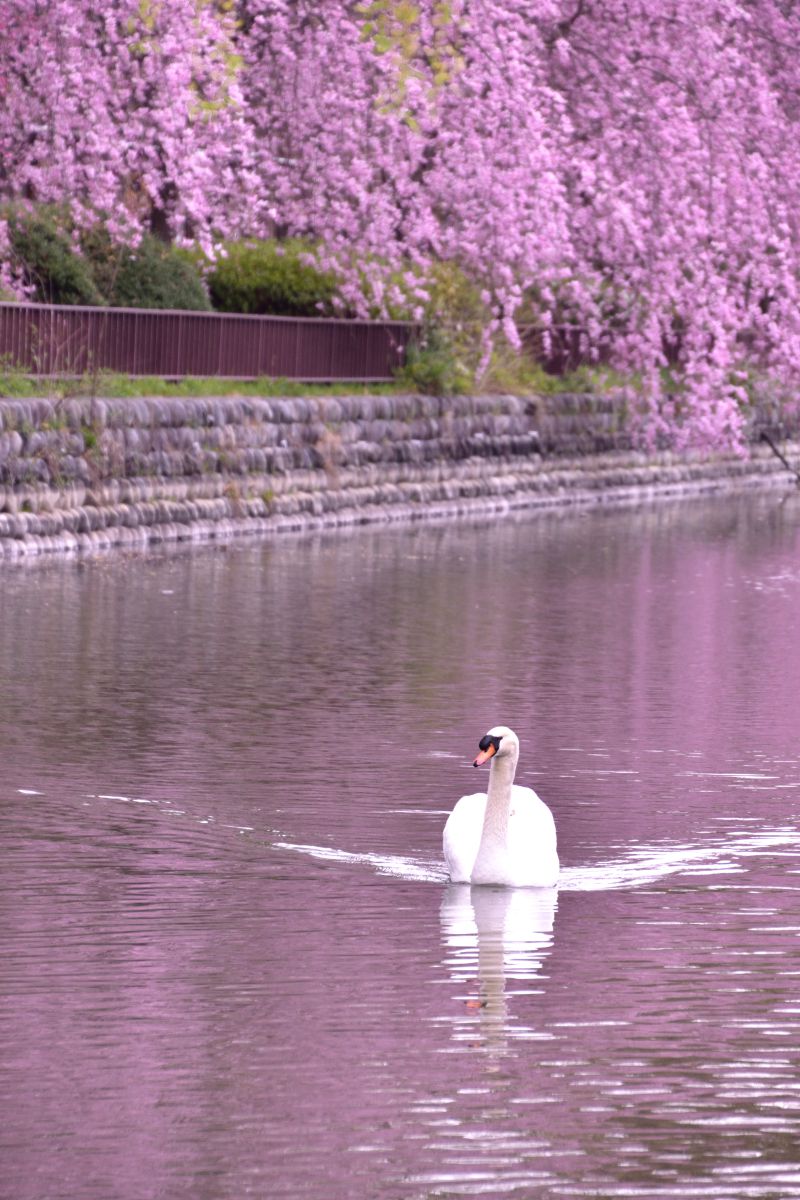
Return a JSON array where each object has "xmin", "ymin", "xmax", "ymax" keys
[{"xmin": 443, "ymin": 726, "xmax": 559, "ymax": 888}]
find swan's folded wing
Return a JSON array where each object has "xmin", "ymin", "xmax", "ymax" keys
[
  {"xmin": 508, "ymin": 784, "xmax": 559, "ymax": 883},
  {"xmin": 443, "ymin": 792, "xmax": 487, "ymax": 883},
  {"xmin": 511, "ymin": 785, "xmax": 557, "ymax": 835}
]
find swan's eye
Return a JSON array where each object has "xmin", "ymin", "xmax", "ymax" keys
[{"xmin": 479, "ymin": 734, "xmax": 502, "ymax": 754}]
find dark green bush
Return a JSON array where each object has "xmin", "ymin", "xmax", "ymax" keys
[
  {"xmin": 206, "ymin": 239, "xmax": 338, "ymax": 316},
  {"xmin": 3, "ymin": 209, "xmax": 210, "ymax": 311},
  {"xmin": 7, "ymin": 208, "xmax": 103, "ymax": 305},
  {"xmin": 82, "ymin": 229, "xmax": 211, "ymax": 311}
]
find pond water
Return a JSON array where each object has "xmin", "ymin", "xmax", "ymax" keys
[{"xmin": 3, "ymin": 491, "xmax": 800, "ymax": 1200}]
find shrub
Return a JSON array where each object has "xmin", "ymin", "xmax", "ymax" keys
[
  {"xmin": 2, "ymin": 210, "xmax": 210, "ymax": 311},
  {"xmin": 388, "ymin": 261, "xmax": 489, "ymax": 393},
  {"xmin": 395, "ymin": 327, "xmax": 472, "ymax": 395},
  {"xmin": 82, "ymin": 229, "xmax": 211, "ymax": 311},
  {"xmin": 6, "ymin": 207, "xmax": 103, "ymax": 305},
  {"xmin": 206, "ymin": 239, "xmax": 338, "ymax": 316}
]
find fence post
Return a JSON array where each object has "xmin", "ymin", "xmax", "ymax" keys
[{"xmin": 176, "ymin": 312, "xmax": 184, "ymax": 377}]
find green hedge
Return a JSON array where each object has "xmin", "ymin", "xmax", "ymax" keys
[
  {"xmin": 7, "ymin": 208, "xmax": 104, "ymax": 306},
  {"xmin": 206, "ymin": 239, "xmax": 338, "ymax": 316},
  {"xmin": 4, "ymin": 217, "xmax": 334, "ymax": 316},
  {"xmin": 3, "ymin": 207, "xmax": 211, "ymax": 311},
  {"xmin": 81, "ymin": 229, "xmax": 211, "ymax": 311}
]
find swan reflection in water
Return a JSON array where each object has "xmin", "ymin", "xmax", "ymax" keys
[{"xmin": 440, "ymin": 884, "xmax": 557, "ymax": 1058}]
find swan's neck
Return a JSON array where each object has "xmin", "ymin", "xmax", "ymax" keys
[{"xmin": 473, "ymin": 750, "xmax": 518, "ymax": 873}]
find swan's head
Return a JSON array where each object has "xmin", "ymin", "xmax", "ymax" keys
[{"xmin": 473, "ymin": 725, "xmax": 519, "ymax": 767}]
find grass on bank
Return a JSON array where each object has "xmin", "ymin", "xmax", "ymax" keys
[
  {"xmin": 0, "ymin": 360, "xmax": 627, "ymax": 402},
  {"xmin": 0, "ymin": 370, "xmax": 403, "ymax": 400}
]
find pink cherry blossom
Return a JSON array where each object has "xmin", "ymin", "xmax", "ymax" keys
[{"xmin": 3, "ymin": 0, "xmax": 800, "ymax": 450}]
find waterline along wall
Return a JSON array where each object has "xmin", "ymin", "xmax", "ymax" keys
[{"xmin": 0, "ymin": 392, "xmax": 797, "ymax": 558}]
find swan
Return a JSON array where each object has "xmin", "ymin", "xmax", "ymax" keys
[{"xmin": 443, "ymin": 725, "xmax": 559, "ymax": 887}]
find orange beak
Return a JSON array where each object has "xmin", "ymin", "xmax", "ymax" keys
[{"xmin": 473, "ymin": 744, "xmax": 497, "ymax": 767}]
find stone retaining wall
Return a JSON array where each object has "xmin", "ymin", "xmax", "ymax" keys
[{"xmin": 0, "ymin": 391, "xmax": 797, "ymax": 558}]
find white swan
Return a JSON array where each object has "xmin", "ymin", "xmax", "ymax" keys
[{"xmin": 443, "ymin": 725, "xmax": 559, "ymax": 887}]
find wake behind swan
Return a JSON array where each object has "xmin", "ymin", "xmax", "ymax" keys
[{"xmin": 276, "ymin": 824, "xmax": 800, "ymax": 890}]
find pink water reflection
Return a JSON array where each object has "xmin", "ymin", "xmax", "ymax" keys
[{"xmin": 2, "ymin": 492, "xmax": 800, "ymax": 1198}]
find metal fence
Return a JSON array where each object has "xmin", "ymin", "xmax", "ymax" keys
[
  {"xmin": 519, "ymin": 325, "xmax": 611, "ymax": 375},
  {"xmin": 0, "ymin": 302, "xmax": 415, "ymax": 381}
]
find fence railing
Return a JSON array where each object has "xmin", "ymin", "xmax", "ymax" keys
[
  {"xmin": 519, "ymin": 325, "xmax": 612, "ymax": 375},
  {"xmin": 0, "ymin": 302, "xmax": 415, "ymax": 382}
]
